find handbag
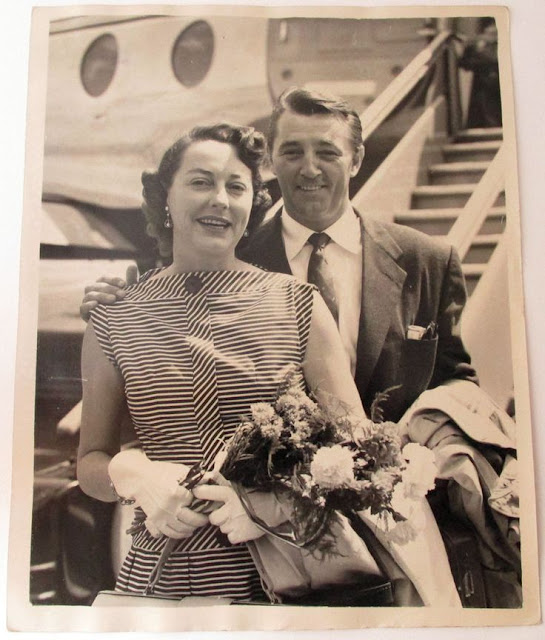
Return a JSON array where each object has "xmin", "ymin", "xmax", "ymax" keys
[{"xmin": 246, "ymin": 512, "xmax": 394, "ymax": 606}]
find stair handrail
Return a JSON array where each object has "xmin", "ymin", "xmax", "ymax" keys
[
  {"xmin": 446, "ymin": 144, "xmax": 505, "ymax": 261},
  {"xmin": 266, "ymin": 30, "xmax": 455, "ymax": 219},
  {"xmin": 359, "ymin": 30, "xmax": 452, "ymax": 142},
  {"xmin": 461, "ymin": 232, "xmax": 512, "ymax": 408}
]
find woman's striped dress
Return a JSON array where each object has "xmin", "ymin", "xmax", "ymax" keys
[{"xmin": 90, "ymin": 268, "xmax": 315, "ymax": 601}]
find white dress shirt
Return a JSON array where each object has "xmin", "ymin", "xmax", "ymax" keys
[{"xmin": 282, "ymin": 207, "xmax": 363, "ymax": 374}]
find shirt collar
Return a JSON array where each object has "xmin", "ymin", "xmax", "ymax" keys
[{"xmin": 282, "ymin": 205, "xmax": 362, "ymax": 261}]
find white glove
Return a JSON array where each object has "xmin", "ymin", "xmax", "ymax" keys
[
  {"xmin": 192, "ymin": 484, "xmax": 266, "ymax": 544},
  {"xmin": 108, "ymin": 449, "xmax": 207, "ymax": 539}
]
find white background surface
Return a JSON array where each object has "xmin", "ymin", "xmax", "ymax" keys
[{"xmin": 1, "ymin": 0, "xmax": 543, "ymax": 638}]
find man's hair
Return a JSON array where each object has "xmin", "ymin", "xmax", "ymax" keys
[{"xmin": 267, "ymin": 87, "xmax": 364, "ymax": 154}]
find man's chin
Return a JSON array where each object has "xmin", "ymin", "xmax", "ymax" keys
[{"xmin": 290, "ymin": 203, "xmax": 338, "ymax": 229}]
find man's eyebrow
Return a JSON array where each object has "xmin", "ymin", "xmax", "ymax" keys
[
  {"xmin": 316, "ymin": 140, "xmax": 342, "ymax": 150},
  {"xmin": 278, "ymin": 140, "xmax": 342, "ymax": 150},
  {"xmin": 277, "ymin": 141, "xmax": 302, "ymax": 149}
]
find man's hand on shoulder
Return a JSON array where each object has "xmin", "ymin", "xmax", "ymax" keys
[{"xmin": 80, "ymin": 264, "xmax": 138, "ymax": 322}]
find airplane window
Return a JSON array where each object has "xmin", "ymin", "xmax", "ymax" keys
[
  {"xmin": 80, "ymin": 33, "xmax": 118, "ymax": 97},
  {"xmin": 172, "ymin": 21, "xmax": 214, "ymax": 88}
]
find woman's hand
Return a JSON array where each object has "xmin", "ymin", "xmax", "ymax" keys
[
  {"xmin": 109, "ymin": 449, "xmax": 208, "ymax": 539},
  {"xmin": 192, "ymin": 484, "xmax": 265, "ymax": 544}
]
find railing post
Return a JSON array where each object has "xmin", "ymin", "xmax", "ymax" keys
[{"xmin": 446, "ymin": 37, "xmax": 463, "ymax": 137}]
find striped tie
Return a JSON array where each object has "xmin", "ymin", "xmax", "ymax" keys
[{"xmin": 307, "ymin": 232, "xmax": 339, "ymax": 324}]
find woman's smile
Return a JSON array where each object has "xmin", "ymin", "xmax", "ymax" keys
[{"xmin": 196, "ymin": 215, "xmax": 233, "ymax": 230}]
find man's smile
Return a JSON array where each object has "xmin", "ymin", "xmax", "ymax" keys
[{"xmin": 298, "ymin": 184, "xmax": 325, "ymax": 192}]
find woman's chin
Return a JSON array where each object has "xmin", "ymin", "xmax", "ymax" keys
[{"xmin": 193, "ymin": 236, "xmax": 239, "ymax": 264}]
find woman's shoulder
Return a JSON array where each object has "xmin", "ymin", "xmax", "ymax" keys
[{"xmin": 242, "ymin": 267, "xmax": 315, "ymax": 292}]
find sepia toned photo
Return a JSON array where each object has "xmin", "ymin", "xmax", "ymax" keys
[{"xmin": 7, "ymin": 3, "xmax": 540, "ymax": 633}]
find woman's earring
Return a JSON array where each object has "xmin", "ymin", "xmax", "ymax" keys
[
  {"xmin": 164, "ymin": 205, "xmax": 172, "ymax": 229},
  {"xmin": 243, "ymin": 228, "xmax": 249, "ymax": 238}
]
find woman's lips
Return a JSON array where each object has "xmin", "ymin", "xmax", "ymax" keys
[{"xmin": 196, "ymin": 216, "xmax": 232, "ymax": 229}]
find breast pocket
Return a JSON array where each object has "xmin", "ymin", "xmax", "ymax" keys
[{"xmin": 397, "ymin": 336, "xmax": 439, "ymax": 408}]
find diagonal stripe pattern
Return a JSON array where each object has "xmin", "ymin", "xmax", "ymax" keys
[{"xmin": 307, "ymin": 232, "xmax": 339, "ymax": 324}]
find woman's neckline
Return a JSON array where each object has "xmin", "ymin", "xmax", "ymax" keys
[{"xmin": 147, "ymin": 261, "xmax": 263, "ymax": 282}]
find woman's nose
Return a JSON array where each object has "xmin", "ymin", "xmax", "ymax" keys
[
  {"xmin": 300, "ymin": 154, "xmax": 321, "ymax": 179},
  {"xmin": 211, "ymin": 185, "xmax": 229, "ymax": 208}
]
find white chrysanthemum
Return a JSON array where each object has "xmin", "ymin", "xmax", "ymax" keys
[
  {"xmin": 260, "ymin": 417, "xmax": 284, "ymax": 440},
  {"xmin": 385, "ymin": 519, "xmax": 418, "ymax": 544},
  {"xmin": 296, "ymin": 393, "xmax": 318, "ymax": 412},
  {"xmin": 292, "ymin": 419, "xmax": 311, "ymax": 437},
  {"xmin": 275, "ymin": 392, "xmax": 299, "ymax": 411},
  {"xmin": 251, "ymin": 403, "xmax": 276, "ymax": 425},
  {"xmin": 400, "ymin": 443, "xmax": 437, "ymax": 498},
  {"xmin": 390, "ymin": 482, "xmax": 412, "ymax": 518},
  {"xmin": 276, "ymin": 390, "xmax": 317, "ymax": 414},
  {"xmin": 310, "ymin": 445, "xmax": 355, "ymax": 489},
  {"xmin": 371, "ymin": 468, "xmax": 396, "ymax": 492},
  {"xmin": 289, "ymin": 431, "xmax": 305, "ymax": 446},
  {"xmin": 386, "ymin": 492, "xmax": 427, "ymax": 543}
]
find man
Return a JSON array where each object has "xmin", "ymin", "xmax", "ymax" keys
[
  {"xmin": 234, "ymin": 90, "xmax": 519, "ymax": 607},
  {"xmin": 240, "ymin": 88, "xmax": 477, "ymax": 421},
  {"xmin": 81, "ymin": 87, "xmax": 477, "ymax": 421}
]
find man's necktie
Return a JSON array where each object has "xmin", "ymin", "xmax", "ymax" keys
[{"xmin": 307, "ymin": 232, "xmax": 339, "ymax": 324}]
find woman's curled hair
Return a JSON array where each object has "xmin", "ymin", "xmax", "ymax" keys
[{"xmin": 141, "ymin": 123, "xmax": 272, "ymax": 258}]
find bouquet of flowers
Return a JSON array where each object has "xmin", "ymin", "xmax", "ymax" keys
[{"xmin": 219, "ymin": 372, "xmax": 437, "ymax": 557}]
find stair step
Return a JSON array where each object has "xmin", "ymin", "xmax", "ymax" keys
[
  {"xmin": 394, "ymin": 206, "xmax": 506, "ymax": 236},
  {"xmin": 454, "ymin": 128, "xmax": 503, "ymax": 143},
  {"xmin": 442, "ymin": 140, "xmax": 501, "ymax": 162},
  {"xmin": 457, "ymin": 234, "xmax": 502, "ymax": 264},
  {"xmin": 470, "ymin": 233, "xmax": 502, "ymax": 246},
  {"xmin": 464, "ymin": 241, "xmax": 499, "ymax": 265},
  {"xmin": 412, "ymin": 184, "xmax": 475, "ymax": 209},
  {"xmin": 428, "ymin": 161, "xmax": 490, "ymax": 185},
  {"xmin": 411, "ymin": 184, "xmax": 505, "ymax": 209}
]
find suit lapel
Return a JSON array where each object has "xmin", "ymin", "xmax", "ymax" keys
[
  {"xmin": 247, "ymin": 210, "xmax": 407, "ymax": 400},
  {"xmin": 246, "ymin": 210, "xmax": 292, "ymax": 275},
  {"xmin": 355, "ymin": 216, "xmax": 407, "ymax": 396}
]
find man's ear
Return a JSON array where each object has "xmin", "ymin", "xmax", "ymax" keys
[
  {"xmin": 350, "ymin": 145, "xmax": 365, "ymax": 177},
  {"xmin": 268, "ymin": 153, "xmax": 277, "ymax": 177}
]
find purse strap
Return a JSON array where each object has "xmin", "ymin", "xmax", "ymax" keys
[{"xmin": 344, "ymin": 511, "xmax": 393, "ymax": 579}]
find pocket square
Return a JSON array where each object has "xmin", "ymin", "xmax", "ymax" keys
[
  {"xmin": 407, "ymin": 322, "xmax": 437, "ymax": 340},
  {"xmin": 407, "ymin": 325, "xmax": 427, "ymax": 340}
]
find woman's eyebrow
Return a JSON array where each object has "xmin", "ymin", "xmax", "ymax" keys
[
  {"xmin": 185, "ymin": 169, "xmax": 248, "ymax": 181},
  {"xmin": 186, "ymin": 168, "xmax": 213, "ymax": 175}
]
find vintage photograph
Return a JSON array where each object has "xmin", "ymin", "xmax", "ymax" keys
[{"xmin": 7, "ymin": 3, "xmax": 540, "ymax": 633}]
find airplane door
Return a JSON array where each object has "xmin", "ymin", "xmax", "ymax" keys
[{"xmin": 267, "ymin": 18, "xmax": 434, "ymax": 112}]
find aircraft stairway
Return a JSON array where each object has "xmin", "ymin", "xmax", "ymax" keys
[{"xmin": 394, "ymin": 127, "xmax": 505, "ymax": 296}]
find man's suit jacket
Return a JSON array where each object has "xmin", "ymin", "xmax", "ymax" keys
[{"xmin": 238, "ymin": 210, "xmax": 477, "ymax": 422}]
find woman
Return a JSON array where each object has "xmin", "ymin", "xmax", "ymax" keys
[{"xmin": 77, "ymin": 123, "xmax": 381, "ymax": 602}]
